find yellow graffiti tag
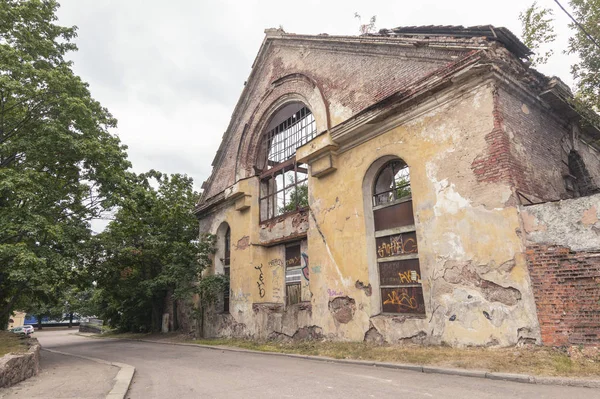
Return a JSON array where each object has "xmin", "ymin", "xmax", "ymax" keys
[
  {"xmin": 398, "ymin": 270, "xmax": 420, "ymax": 284},
  {"xmin": 377, "ymin": 238, "xmax": 418, "ymax": 258},
  {"xmin": 383, "ymin": 291, "xmax": 418, "ymax": 309}
]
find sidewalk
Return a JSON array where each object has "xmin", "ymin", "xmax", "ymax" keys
[{"xmin": 0, "ymin": 349, "xmax": 118, "ymax": 399}]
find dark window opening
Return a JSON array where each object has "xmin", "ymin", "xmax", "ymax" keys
[
  {"xmin": 372, "ymin": 160, "xmax": 425, "ymax": 315},
  {"xmin": 567, "ymin": 150, "xmax": 598, "ymax": 197},
  {"xmin": 259, "ymin": 105, "xmax": 315, "ymax": 222},
  {"xmin": 223, "ymin": 227, "xmax": 231, "ymax": 313},
  {"xmin": 285, "ymin": 243, "xmax": 302, "ymax": 305}
]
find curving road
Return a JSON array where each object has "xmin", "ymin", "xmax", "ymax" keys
[{"xmin": 10, "ymin": 330, "xmax": 600, "ymax": 398}]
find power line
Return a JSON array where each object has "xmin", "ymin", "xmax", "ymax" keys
[{"xmin": 553, "ymin": 0, "xmax": 600, "ymax": 51}]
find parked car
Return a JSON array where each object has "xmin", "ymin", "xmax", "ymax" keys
[{"xmin": 9, "ymin": 325, "xmax": 34, "ymax": 336}]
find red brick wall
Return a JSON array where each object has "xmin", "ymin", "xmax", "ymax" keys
[{"xmin": 526, "ymin": 245, "xmax": 600, "ymax": 346}]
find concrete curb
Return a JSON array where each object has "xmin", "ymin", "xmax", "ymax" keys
[
  {"xmin": 42, "ymin": 348, "xmax": 135, "ymax": 399},
  {"xmin": 78, "ymin": 334, "xmax": 600, "ymax": 389}
]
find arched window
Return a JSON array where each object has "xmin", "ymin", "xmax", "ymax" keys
[
  {"xmin": 258, "ymin": 103, "xmax": 316, "ymax": 222},
  {"xmin": 371, "ymin": 159, "xmax": 425, "ymax": 315},
  {"xmin": 567, "ymin": 150, "xmax": 598, "ymax": 197},
  {"xmin": 215, "ymin": 222, "xmax": 231, "ymax": 313},
  {"xmin": 223, "ymin": 226, "xmax": 231, "ymax": 313}
]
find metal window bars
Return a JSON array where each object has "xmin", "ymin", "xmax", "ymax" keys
[
  {"xmin": 373, "ymin": 161, "xmax": 412, "ymax": 207},
  {"xmin": 265, "ymin": 107, "xmax": 316, "ymax": 169}
]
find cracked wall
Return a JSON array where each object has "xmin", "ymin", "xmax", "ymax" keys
[
  {"xmin": 191, "ymin": 80, "xmax": 547, "ymax": 346},
  {"xmin": 304, "ymin": 81, "xmax": 540, "ymax": 346}
]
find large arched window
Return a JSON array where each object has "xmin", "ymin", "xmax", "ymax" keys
[
  {"xmin": 215, "ymin": 222, "xmax": 231, "ymax": 313},
  {"xmin": 258, "ymin": 103, "xmax": 316, "ymax": 222},
  {"xmin": 371, "ymin": 159, "xmax": 425, "ymax": 315}
]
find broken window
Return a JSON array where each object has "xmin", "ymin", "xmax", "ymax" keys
[
  {"xmin": 258, "ymin": 104, "xmax": 316, "ymax": 222},
  {"xmin": 285, "ymin": 243, "xmax": 302, "ymax": 305},
  {"xmin": 372, "ymin": 160, "xmax": 425, "ymax": 315},
  {"xmin": 566, "ymin": 150, "xmax": 598, "ymax": 197}
]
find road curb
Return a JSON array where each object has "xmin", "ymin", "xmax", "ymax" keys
[
  {"xmin": 42, "ymin": 348, "xmax": 135, "ymax": 399},
  {"xmin": 78, "ymin": 334, "xmax": 600, "ymax": 389}
]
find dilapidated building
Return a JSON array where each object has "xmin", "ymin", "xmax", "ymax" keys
[{"xmin": 192, "ymin": 25, "xmax": 600, "ymax": 346}]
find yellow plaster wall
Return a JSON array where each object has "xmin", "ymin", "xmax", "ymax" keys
[{"xmin": 199, "ymin": 81, "xmax": 541, "ymax": 346}]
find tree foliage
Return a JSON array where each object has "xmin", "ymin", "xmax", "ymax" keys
[
  {"xmin": 0, "ymin": 0, "xmax": 130, "ymax": 327},
  {"xmin": 90, "ymin": 171, "xmax": 214, "ymax": 332},
  {"xmin": 519, "ymin": 2, "xmax": 557, "ymax": 66},
  {"xmin": 568, "ymin": 0, "xmax": 600, "ymax": 111},
  {"xmin": 520, "ymin": 0, "xmax": 600, "ymax": 111}
]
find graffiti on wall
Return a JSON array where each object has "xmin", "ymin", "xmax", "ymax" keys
[
  {"xmin": 301, "ymin": 252, "xmax": 309, "ymax": 281},
  {"xmin": 311, "ymin": 265, "xmax": 321, "ymax": 274},
  {"xmin": 383, "ymin": 290, "xmax": 418, "ymax": 309},
  {"xmin": 268, "ymin": 258, "xmax": 283, "ymax": 268},
  {"xmin": 255, "ymin": 264, "xmax": 265, "ymax": 298},
  {"xmin": 327, "ymin": 288, "xmax": 344, "ymax": 297},
  {"xmin": 376, "ymin": 232, "xmax": 418, "ymax": 259},
  {"xmin": 272, "ymin": 266, "xmax": 283, "ymax": 301},
  {"xmin": 231, "ymin": 290, "xmax": 251, "ymax": 303}
]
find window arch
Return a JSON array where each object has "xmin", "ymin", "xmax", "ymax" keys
[
  {"xmin": 567, "ymin": 150, "xmax": 598, "ymax": 197},
  {"xmin": 258, "ymin": 103, "xmax": 316, "ymax": 222},
  {"xmin": 369, "ymin": 159, "xmax": 425, "ymax": 315},
  {"xmin": 215, "ymin": 222, "xmax": 231, "ymax": 313}
]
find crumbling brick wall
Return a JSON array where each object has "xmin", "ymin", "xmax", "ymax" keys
[
  {"xmin": 497, "ymin": 86, "xmax": 600, "ymax": 203},
  {"xmin": 526, "ymin": 245, "xmax": 600, "ymax": 346},
  {"xmin": 522, "ymin": 193, "xmax": 600, "ymax": 346}
]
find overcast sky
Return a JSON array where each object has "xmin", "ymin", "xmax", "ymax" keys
[{"xmin": 56, "ymin": 0, "xmax": 577, "ymax": 193}]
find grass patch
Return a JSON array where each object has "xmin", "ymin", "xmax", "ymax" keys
[
  {"xmin": 0, "ymin": 331, "xmax": 31, "ymax": 357},
  {"xmin": 190, "ymin": 339, "xmax": 600, "ymax": 378},
  {"xmin": 94, "ymin": 332, "xmax": 600, "ymax": 378}
]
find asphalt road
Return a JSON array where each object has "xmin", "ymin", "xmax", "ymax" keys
[{"xmin": 20, "ymin": 330, "xmax": 600, "ymax": 398}]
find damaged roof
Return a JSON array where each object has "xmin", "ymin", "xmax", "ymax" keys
[{"xmin": 377, "ymin": 25, "xmax": 532, "ymax": 59}]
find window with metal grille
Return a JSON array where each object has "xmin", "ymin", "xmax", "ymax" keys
[
  {"xmin": 223, "ymin": 227, "xmax": 231, "ymax": 313},
  {"xmin": 285, "ymin": 243, "xmax": 302, "ymax": 305},
  {"xmin": 259, "ymin": 105, "xmax": 315, "ymax": 222},
  {"xmin": 372, "ymin": 160, "xmax": 425, "ymax": 315}
]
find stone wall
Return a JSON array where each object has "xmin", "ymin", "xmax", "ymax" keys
[
  {"xmin": 522, "ymin": 193, "xmax": 600, "ymax": 346},
  {"xmin": 0, "ymin": 339, "xmax": 40, "ymax": 388}
]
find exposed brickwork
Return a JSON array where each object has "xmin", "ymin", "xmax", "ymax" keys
[
  {"xmin": 202, "ymin": 39, "xmax": 469, "ymax": 201},
  {"xmin": 526, "ymin": 245, "xmax": 600, "ymax": 346},
  {"xmin": 471, "ymin": 88, "xmax": 514, "ymax": 185}
]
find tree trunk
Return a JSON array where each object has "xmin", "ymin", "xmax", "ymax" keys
[
  {"xmin": 194, "ymin": 304, "xmax": 204, "ymax": 339},
  {"xmin": 37, "ymin": 315, "xmax": 42, "ymax": 330},
  {"xmin": 173, "ymin": 300, "xmax": 178, "ymax": 331},
  {"xmin": 68, "ymin": 312, "xmax": 73, "ymax": 328}
]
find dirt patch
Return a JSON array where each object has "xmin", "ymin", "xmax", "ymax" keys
[
  {"xmin": 235, "ymin": 236, "xmax": 250, "ymax": 250},
  {"xmin": 328, "ymin": 296, "xmax": 356, "ymax": 324},
  {"xmin": 355, "ymin": 280, "xmax": 372, "ymax": 296}
]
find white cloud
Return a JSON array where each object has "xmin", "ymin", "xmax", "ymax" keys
[{"xmin": 56, "ymin": 0, "xmax": 578, "ymax": 192}]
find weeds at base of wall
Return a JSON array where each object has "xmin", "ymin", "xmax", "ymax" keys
[
  {"xmin": 91, "ymin": 331, "xmax": 600, "ymax": 378},
  {"xmin": 189, "ymin": 338, "xmax": 600, "ymax": 378}
]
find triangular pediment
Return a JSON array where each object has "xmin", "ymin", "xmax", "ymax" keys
[{"xmin": 197, "ymin": 26, "xmax": 528, "ymax": 209}]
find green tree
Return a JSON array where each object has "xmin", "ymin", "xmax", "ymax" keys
[
  {"xmin": 279, "ymin": 181, "xmax": 308, "ymax": 214},
  {"xmin": 90, "ymin": 171, "xmax": 213, "ymax": 332},
  {"xmin": 520, "ymin": 0, "xmax": 600, "ymax": 111},
  {"xmin": 519, "ymin": 2, "xmax": 557, "ymax": 66},
  {"xmin": 0, "ymin": 0, "xmax": 130, "ymax": 327}
]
